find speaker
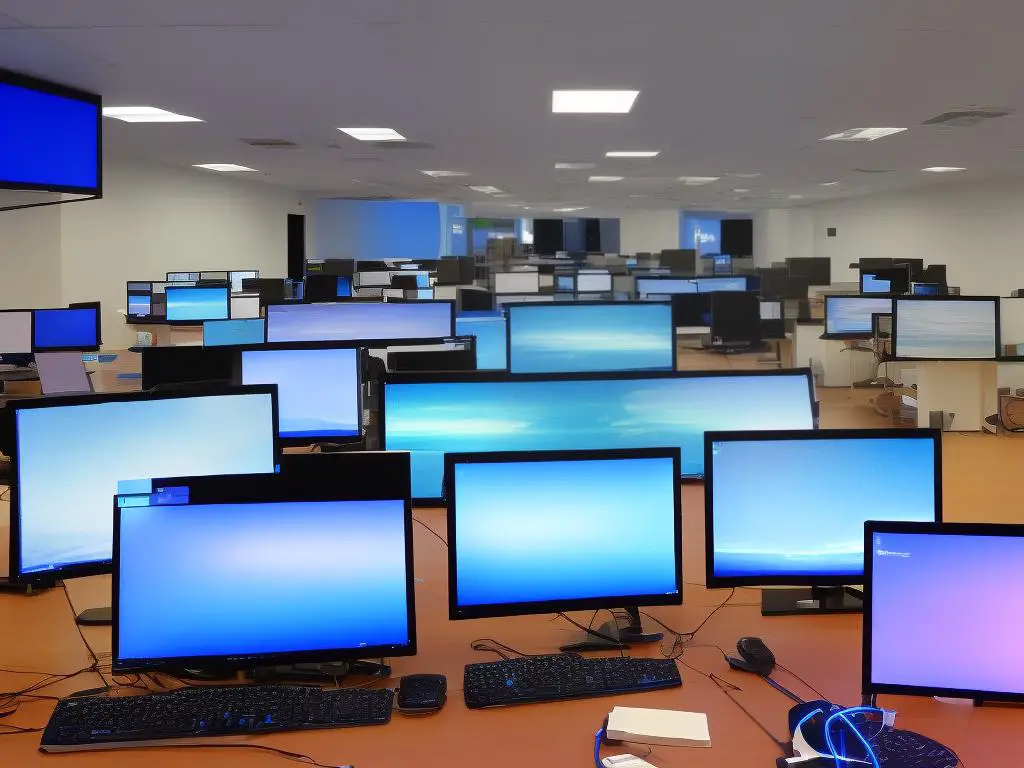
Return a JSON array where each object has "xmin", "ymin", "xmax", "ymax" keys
[{"xmin": 287, "ymin": 214, "xmax": 305, "ymax": 280}]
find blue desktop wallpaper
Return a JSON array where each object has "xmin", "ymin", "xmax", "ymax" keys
[
  {"xmin": 242, "ymin": 348, "xmax": 360, "ymax": 438},
  {"xmin": 15, "ymin": 393, "xmax": 277, "ymax": 575},
  {"xmin": 203, "ymin": 319, "xmax": 265, "ymax": 347},
  {"xmin": 636, "ymin": 278, "xmax": 697, "ymax": 297},
  {"xmin": 508, "ymin": 304, "xmax": 674, "ymax": 373},
  {"xmin": 895, "ymin": 299, "xmax": 997, "ymax": 359},
  {"xmin": 266, "ymin": 302, "xmax": 453, "ymax": 343},
  {"xmin": 862, "ymin": 274, "xmax": 891, "ymax": 293},
  {"xmin": 385, "ymin": 373, "xmax": 813, "ymax": 498},
  {"xmin": 826, "ymin": 297, "xmax": 893, "ymax": 335},
  {"xmin": 0, "ymin": 82, "xmax": 99, "ymax": 190},
  {"xmin": 455, "ymin": 312, "xmax": 508, "ymax": 370},
  {"xmin": 128, "ymin": 295, "xmax": 152, "ymax": 317},
  {"xmin": 696, "ymin": 277, "xmax": 747, "ymax": 293},
  {"xmin": 710, "ymin": 437, "xmax": 937, "ymax": 579},
  {"xmin": 337, "ymin": 276, "xmax": 353, "ymax": 297},
  {"xmin": 165, "ymin": 287, "xmax": 229, "ymax": 322},
  {"xmin": 33, "ymin": 308, "xmax": 98, "ymax": 349},
  {"xmin": 453, "ymin": 458, "xmax": 679, "ymax": 608},
  {"xmin": 118, "ymin": 499, "xmax": 411, "ymax": 662}
]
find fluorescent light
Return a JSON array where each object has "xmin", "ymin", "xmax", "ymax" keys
[
  {"xmin": 421, "ymin": 170, "xmax": 469, "ymax": 177},
  {"xmin": 789, "ymin": 194, "xmax": 804, "ymax": 200},
  {"xmin": 492, "ymin": 193, "xmax": 512, "ymax": 198},
  {"xmin": 555, "ymin": 162, "xmax": 596, "ymax": 170},
  {"xmin": 730, "ymin": 172, "xmax": 762, "ymax": 178},
  {"xmin": 922, "ymin": 166, "xmax": 966, "ymax": 173},
  {"xmin": 193, "ymin": 163, "xmax": 258, "ymax": 172},
  {"xmin": 820, "ymin": 181, "xmax": 841, "ymax": 186},
  {"xmin": 552, "ymin": 90, "xmax": 639, "ymax": 114},
  {"xmin": 338, "ymin": 127, "xmax": 406, "ymax": 142},
  {"xmin": 588, "ymin": 176, "xmax": 624, "ymax": 182},
  {"xmin": 468, "ymin": 185, "xmax": 503, "ymax": 194},
  {"xmin": 732, "ymin": 188, "xmax": 750, "ymax": 193},
  {"xmin": 821, "ymin": 127, "xmax": 907, "ymax": 142},
  {"xmin": 605, "ymin": 151, "xmax": 660, "ymax": 158},
  {"xmin": 679, "ymin": 176, "xmax": 720, "ymax": 185},
  {"xmin": 554, "ymin": 207, "xmax": 587, "ymax": 212},
  {"xmin": 102, "ymin": 106, "xmax": 202, "ymax": 123}
]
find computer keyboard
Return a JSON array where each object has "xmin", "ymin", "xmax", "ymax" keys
[
  {"xmin": 41, "ymin": 684, "xmax": 394, "ymax": 752},
  {"xmin": 463, "ymin": 653, "xmax": 681, "ymax": 708},
  {"xmin": 870, "ymin": 727, "xmax": 959, "ymax": 768}
]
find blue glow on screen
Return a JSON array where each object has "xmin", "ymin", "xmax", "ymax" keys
[
  {"xmin": 862, "ymin": 274, "xmax": 891, "ymax": 293},
  {"xmin": 385, "ymin": 373, "xmax": 813, "ymax": 498},
  {"xmin": 913, "ymin": 284, "xmax": 940, "ymax": 296},
  {"xmin": 15, "ymin": 393, "xmax": 277, "ymax": 575},
  {"xmin": 337, "ymin": 276, "xmax": 353, "ymax": 297},
  {"xmin": 314, "ymin": 199, "xmax": 442, "ymax": 262},
  {"xmin": 895, "ymin": 299, "xmax": 997, "ymax": 359},
  {"xmin": 0, "ymin": 81, "xmax": 98, "ymax": 190},
  {"xmin": 455, "ymin": 313, "xmax": 507, "ymax": 370},
  {"xmin": 117, "ymin": 499, "xmax": 411, "ymax": 661},
  {"xmin": 826, "ymin": 297, "xmax": 893, "ymax": 335},
  {"xmin": 242, "ymin": 348, "xmax": 360, "ymax": 438},
  {"xmin": 710, "ymin": 437, "xmax": 936, "ymax": 579},
  {"xmin": 202, "ymin": 319, "xmax": 265, "ymax": 347},
  {"xmin": 637, "ymin": 278, "xmax": 697, "ymax": 298},
  {"xmin": 509, "ymin": 304, "xmax": 674, "ymax": 373},
  {"xmin": 165, "ymin": 287, "xmax": 229, "ymax": 322},
  {"xmin": 696, "ymin": 277, "xmax": 747, "ymax": 293},
  {"xmin": 453, "ymin": 458, "xmax": 679, "ymax": 608},
  {"xmin": 128, "ymin": 295, "xmax": 151, "ymax": 317},
  {"xmin": 33, "ymin": 308, "xmax": 98, "ymax": 349},
  {"xmin": 267, "ymin": 302, "xmax": 453, "ymax": 343}
]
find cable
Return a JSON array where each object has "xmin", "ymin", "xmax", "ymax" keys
[
  {"xmin": 469, "ymin": 638, "xmax": 547, "ymax": 660},
  {"xmin": 776, "ymin": 662, "xmax": 829, "ymax": 701},
  {"xmin": 593, "ymin": 727, "xmax": 605, "ymax": 768},
  {"xmin": 555, "ymin": 613, "xmax": 623, "ymax": 647},
  {"xmin": 412, "ymin": 517, "xmax": 447, "ymax": 547},
  {"xmin": 762, "ymin": 674, "xmax": 804, "ymax": 704},
  {"xmin": 103, "ymin": 742, "xmax": 354, "ymax": 768},
  {"xmin": 709, "ymin": 674, "xmax": 788, "ymax": 755}
]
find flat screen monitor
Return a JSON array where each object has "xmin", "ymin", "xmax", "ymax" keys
[
  {"xmin": 113, "ymin": 454, "xmax": 414, "ymax": 673},
  {"xmin": 507, "ymin": 302, "xmax": 675, "ymax": 374},
  {"xmin": 893, "ymin": 297, "xmax": 999, "ymax": 360},
  {"xmin": 555, "ymin": 275, "xmax": 576, "ymax": 293},
  {"xmin": 32, "ymin": 307, "xmax": 100, "ymax": 352},
  {"xmin": 864, "ymin": 521, "xmax": 1024, "ymax": 703},
  {"xmin": 238, "ymin": 344, "xmax": 362, "ymax": 444},
  {"xmin": 167, "ymin": 272, "xmax": 200, "ymax": 283},
  {"xmin": 671, "ymin": 293, "xmax": 712, "ymax": 327},
  {"xmin": 494, "ymin": 271, "xmax": 540, "ymax": 295},
  {"xmin": 9, "ymin": 387, "xmax": 279, "ymax": 584},
  {"xmin": 824, "ymin": 296, "xmax": 894, "ymax": 338},
  {"xmin": 785, "ymin": 258, "xmax": 831, "ymax": 287},
  {"xmin": 576, "ymin": 272, "xmax": 612, "ymax": 293},
  {"xmin": 710, "ymin": 292, "xmax": 760, "ymax": 346},
  {"xmin": 696, "ymin": 277, "xmax": 748, "ymax": 293},
  {"xmin": 705, "ymin": 429, "xmax": 941, "ymax": 589},
  {"xmin": 760, "ymin": 301, "xmax": 782, "ymax": 321},
  {"xmin": 229, "ymin": 271, "xmax": 259, "ymax": 293},
  {"xmin": 861, "ymin": 267, "xmax": 910, "ymax": 295},
  {"xmin": 337, "ymin": 276, "xmax": 353, "ymax": 298},
  {"xmin": 35, "ymin": 352, "xmax": 92, "ymax": 395},
  {"xmin": 0, "ymin": 310, "xmax": 33, "ymax": 354},
  {"xmin": 446, "ymin": 448, "xmax": 682, "ymax": 620},
  {"xmin": 140, "ymin": 346, "xmax": 235, "ymax": 390},
  {"xmin": 229, "ymin": 294, "xmax": 261, "ymax": 320},
  {"xmin": 266, "ymin": 300, "xmax": 454, "ymax": 344},
  {"xmin": 127, "ymin": 293, "xmax": 152, "ymax": 318},
  {"xmin": 383, "ymin": 369, "xmax": 815, "ymax": 500},
  {"xmin": 202, "ymin": 318, "xmax": 266, "ymax": 347},
  {"xmin": 860, "ymin": 273, "xmax": 892, "ymax": 294},
  {"xmin": 165, "ymin": 286, "xmax": 230, "ymax": 324},
  {"xmin": 912, "ymin": 283, "xmax": 940, "ymax": 296},
  {"xmin": 636, "ymin": 278, "xmax": 697, "ymax": 298},
  {"xmin": 455, "ymin": 312, "xmax": 507, "ymax": 370}
]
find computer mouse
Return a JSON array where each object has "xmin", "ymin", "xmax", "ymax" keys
[
  {"xmin": 736, "ymin": 636, "xmax": 776, "ymax": 675},
  {"xmin": 397, "ymin": 674, "xmax": 447, "ymax": 713}
]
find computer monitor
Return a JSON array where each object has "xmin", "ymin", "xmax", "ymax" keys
[
  {"xmin": 445, "ymin": 448, "xmax": 681, "ymax": 650},
  {"xmin": 860, "ymin": 273, "xmax": 892, "ymax": 294},
  {"xmin": 705, "ymin": 429, "xmax": 941, "ymax": 616},
  {"xmin": 458, "ymin": 288, "xmax": 495, "ymax": 313},
  {"xmin": 823, "ymin": 296, "xmax": 894, "ymax": 339},
  {"xmin": 760, "ymin": 300, "xmax": 783, "ymax": 321},
  {"xmin": 35, "ymin": 352, "xmax": 92, "ymax": 395},
  {"xmin": 760, "ymin": 274, "xmax": 810, "ymax": 300},
  {"xmin": 912, "ymin": 282, "xmax": 940, "ymax": 296},
  {"xmin": 455, "ymin": 312, "xmax": 507, "ymax": 370},
  {"xmin": 322, "ymin": 259, "xmax": 355, "ymax": 278},
  {"xmin": 337, "ymin": 276, "xmax": 353, "ymax": 298},
  {"xmin": 8, "ymin": 386, "xmax": 279, "ymax": 588},
  {"xmin": 671, "ymin": 293, "xmax": 712, "ymax": 327},
  {"xmin": 266, "ymin": 300, "xmax": 455, "ymax": 344},
  {"xmin": 555, "ymin": 274, "xmax": 576, "ymax": 293},
  {"xmin": 0, "ymin": 310, "xmax": 33, "ymax": 354},
  {"xmin": 113, "ymin": 452, "xmax": 415, "ymax": 674},
  {"xmin": 576, "ymin": 272, "xmax": 612, "ymax": 293},
  {"xmin": 303, "ymin": 273, "xmax": 343, "ymax": 303},
  {"xmin": 709, "ymin": 292, "xmax": 760, "ymax": 348},
  {"xmin": 659, "ymin": 249, "xmax": 697, "ymax": 273},
  {"xmin": 164, "ymin": 285, "xmax": 230, "ymax": 324},
  {"xmin": 696, "ymin": 277, "xmax": 748, "ymax": 293},
  {"xmin": 389, "ymin": 345, "xmax": 476, "ymax": 373},
  {"xmin": 140, "ymin": 346, "xmax": 235, "ymax": 390},
  {"xmin": 893, "ymin": 296, "xmax": 999, "ymax": 360},
  {"xmin": 167, "ymin": 272, "xmax": 200, "ymax": 283},
  {"xmin": 32, "ymin": 306, "xmax": 101, "ymax": 352},
  {"xmin": 243, "ymin": 278, "xmax": 287, "ymax": 306},
  {"xmin": 127, "ymin": 293, "xmax": 152, "ymax": 320},
  {"xmin": 494, "ymin": 271, "xmax": 540, "ymax": 294},
  {"xmin": 636, "ymin": 278, "xmax": 697, "ymax": 298},
  {"xmin": 864, "ymin": 521, "xmax": 1024, "ymax": 703},
  {"xmin": 786, "ymin": 258, "xmax": 832, "ymax": 287},
  {"xmin": 383, "ymin": 369, "xmax": 815, "ymax": 501},
  {"xmin": 229, "ymin": 294, "xmax": 261, "ymax": 320},
  {"xmin": 229, "ymin": 270, "xmax": 259, "ymax": 293},
  {"xmin": 237, "ymin": 343, "xmax": 362, "ymax": 445},
  {"xmin": 506, "ymin": 302, "xmax": 675, "ymax": 373},
  {"xmin": 203, "ymin": 318, "xmax": 266, "ymax": 347}
]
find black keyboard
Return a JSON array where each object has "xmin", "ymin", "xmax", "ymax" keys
[
  {"xmin": 41, "ymin": 684, "xmax": 393, "ymax": 752},
  {"xmin": 871, "ymin": 728, "xmax": 959, "ymax": 768},
  {"xmin": 463, "ymin": 653, "xmax": 681, "ymax": 708}
]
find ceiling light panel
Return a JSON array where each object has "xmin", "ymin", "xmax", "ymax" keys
[
  {"xmin": 103, "ymin": 106, "xmax": 202, "ymax": 123},
  {"xmin": 421, "ymin": 170, "xmax": 469, "ymax": 177},
  {"xmin": 552, "ymin": 90, "xmax": 639, "ymax": 114},
  {"xmin": 193, "ymin": 164, "xmax": 258, "ymax": 172},
  {"xmin": 605, "ymin": 151, "xmax": 660, "ymax": 158},
  {"xmin": 922, "ymin": 166, "xmax": 965, "ymax": 173},
  {"xmin": 820, "ymin": 127, "xmax": 907, "ymax": 142},
  {"xmin": 468, "ymin": 185, "xmax": 503, "ymax": 193},
  {"xmin": 555, "ymin": 162, "xmax": 596, "ymax": 170},
  {"xmin": 589, "ymin": 176, "xmax": 624, "ymax": 182},
  {"xmin": 339, "ymin": 127, "xmax": 406, "ymax": 142},
  {"xmin": 679, "ymin": 176, "xmax": 720, "ymax": 185}
]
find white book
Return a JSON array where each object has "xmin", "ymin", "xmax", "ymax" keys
[{"xmin": 606, "ymin": 706, "xmax": 711, "ymax": 748}]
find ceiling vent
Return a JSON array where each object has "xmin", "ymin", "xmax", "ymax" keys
[
  {"xmin": 241, "ymin": 138, "xmax": 299, "ymax": 149},
  {"xmin": 922, "ymin": 107, "xmax": 1012, "ymax": 128},
  {"xmin": 371, "ymin": 141, "xmax": 435, "ymax": 150}
]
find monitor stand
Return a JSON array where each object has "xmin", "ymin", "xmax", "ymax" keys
[
  {"xmin": 559, "ymin": 607, "xmax": 663, "ymax": 653},
  {"xmin": 761, "ymin": 587, "xmax": 862, "ymax": 617},
  {"xmin": 76, "ymin": 606, "xmax": 112, "ymax": 626},
  {"xmin": 252, "ymin": 660, "xmax": 391, "ymax": 684}
]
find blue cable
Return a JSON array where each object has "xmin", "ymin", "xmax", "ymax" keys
[{"xmin": 594, "ymin": 727, "xmax": 606, "ymax": 768}]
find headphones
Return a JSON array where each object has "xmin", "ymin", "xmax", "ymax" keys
[{"xmin": 788, "ymin": 701, "xmax": 886, "ymax": 768}]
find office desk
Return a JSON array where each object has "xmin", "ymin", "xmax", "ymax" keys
[{"xmin": 0, "ymin": 485, "xmax": 1014, "ymax": 768}]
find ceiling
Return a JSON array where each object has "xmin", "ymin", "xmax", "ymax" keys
[{"xmin": 3, "ymin": 0, "xmax": 1024, "ymax": 212}]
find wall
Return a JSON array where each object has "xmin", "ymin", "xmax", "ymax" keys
[
  {"xmin": 752, "ymin": 208, "xmax": 813, "ymax": 268},
  {"xmin": 0, "ymin": 203, "xmax": 62, "ymax": 309},
  {"xmin": 618, "ymin": 210, "xmax": 680, "ymax": 254}
]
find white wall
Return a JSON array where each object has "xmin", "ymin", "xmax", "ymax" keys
[
  {"xmin": 0, "ymin": 203, "xmax": 62, "ymax": 309},
  {"xmin": 753, "ymin": 208, "xmax": 813, "ymax": 268},
  {"xmin": 618, "ymin": 210, "xmax": 680, "ymax": 254}
]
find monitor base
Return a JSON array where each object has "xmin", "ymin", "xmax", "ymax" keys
[
  {"xmin": 0, "ymin": 578, "xmax": 42, "ymax": 595},
  {"xmin": 76, "ymin": 606, "xmax": 112, "ymax": 626},
  {"xmin": 559, "ymin": 607, "xmax": 663, "ymax": 652},
  {"xmin": 761, "ymin": 587, "xmax": 862, "ymax": 617},
  {"xmin": 252, "ymin": 660, "xmax": 391, "ymax": 684}
]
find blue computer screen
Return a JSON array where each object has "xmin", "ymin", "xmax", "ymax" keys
[
  {"xmin": 452, "ymin": 457, "xmax": 679, "ymax": 609},
  {"xmin": 709, "ymin": 436, "xmax": 937, "ymax": 580},
  {"xmin": 32, "ymin": 308, "xmax": 98, "ymax": 350},
  {"xmin": 165, "ymin": 287, "xmax": 229, "ymax": 322},
  {"xmin": 14, "ymin": 392, "xmax": 277, "ymax": 576},
  {"xmin": 825, "ymin": 296, "xmax": 893, "ymax": 336},
  {"xmin": 266, "ymin": 302, "xmax": 453, "ymax": 343},
  {"xmin": 508, "ymin": 303, "xmax": 674, "ymax": 373},
  {"xmin": 128, "ymin": 295, "xmax": 151, "ymax": 317},
  {"xmin": 913, "ymin": 283, "xmax": 940, "ymax": 297},
  {"xmin": 894, "ymin": 299, "xmax": 998, "ymax": 360},
  {"xmin": 455, "ymin": 313, "xmax": 508, "ymax": 370},
  {"xmin": 862, "ymin": 273, "xmax": 891, "ymax": 293},
  {"xmin": 241, "ymin": 347, "xmax": 360, "ymax": 439},
  {"xmin": 117, "ymin": 499, "xmax": 411, "ymax": 662},
  {"xmin": 636, "ymin": 278, "xmax": 697, "ymax": 298},
  {"xmin": 202, "ymin": 319, "xmax": 266, "ymax": 347},
  {"xmin": 337, "ymin": 276, "xmax": 353, "ymax": 297},
  {"xmin": 385, "ymin": 373, "xmax": 813, "ymax": 498},
  {"xmin": 696, "ymin": 277, "xmax": 748, "ymax": 293},
  {"xmin": 0, "ymin": 80, "xmax": 99, "ymax": 190}
]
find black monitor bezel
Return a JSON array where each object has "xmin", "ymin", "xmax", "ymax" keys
[
  {"xmin": 892, "ymin": 295, "xmax": 1001, "ymax": 362},
  {"xmin": 8, "ymin": 385, "xmax": 281, "ymax": 586},
  {"xmin": 444, "ymin": 447, "xmax": 682, "ymax": 621},
  {"xmin": 862, "ymin": 520, "xmax": 1024, "ymax": 702},
  {"xmin": 30, "ymin": 306, "xmax": 101, "ymax": 352},
  {"xmin": 113, "ymin": 451, "xmax": 415, "ymax": 674},
  {"xmin": 704, "ymin": 428, "xmax": 942, "ymax": 588},
  {"xmin": 163, "ymin": 284, "xmax": 231, "ymax": 326},
  {"xmin": 264, "ymin": 299, "xmax": 456, "ymax": 344},
  {"xmin": 821, "ymin": 294, "xmax": 895, "ymax": 340}
]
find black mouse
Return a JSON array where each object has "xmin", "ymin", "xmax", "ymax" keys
[{"xmin": 728, "ymin": 636, "xmax": 776, "ymax": 675}]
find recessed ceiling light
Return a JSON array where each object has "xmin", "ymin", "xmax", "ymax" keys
[
  {"xmin": 421, "ymin": 170, "xmax": 469, "ymax": 177},
  {"xmin": 820, "ymin": 181, "xmax": 841, "ymax": 186},
  {"xmin": 821, "ymin": 127, "xmax": 907, "ymax": 142},
  {"xmin": 492, "ymin": 193, "xmax": 513, "ymax": 198},
  {"xmin": 922, "ymin": 166, "xmax": 966, "ymax": 173},
  {"xmin": 468, "ymin": 185, "xmax": 503, "ymax": 193},
  {"xmin": 733, "ymin": 188, "xmax": 750, "ymax": 193},
  {"xmin": 555, "ymin": 162, "xmax": 596, "ymax": 170},
  {"xmin": 103, "ymin": 106, "xmax": 202, "ymax": 123},
  {"xmin": 193, "ymin": 163, "xmax": 258, "ymax": 172},
  {"xmin": 789, "ymin": 194, "xmax": 804, "ymax": 199},
  {"xmin": 628, "ymin": 194, "xmax": 649, "ymax": 198},
  {"xmin": 552, "ymin": 90, "xmax": 639, "ymax": 114},
  {"xmin": 730, "ymin": 172, "xmax": 762, "ymax": 178},
  {"xmin": 588, "ymin": 176, "xmax": 624, "ymax": 182},
  {"xmin": 554, "ymin": 207, "xmax": 588, "ymax": 212},
  {"xmin": 338, "ymin": 127, "xmax": 406, "ymax": 142},
  {"xmin": 605, "ymin": 151, "xmax": 660, "ymax": 158},
  {"xmin": 679, "ymin": 176, "xmax": 720, "ymax": 185}
]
